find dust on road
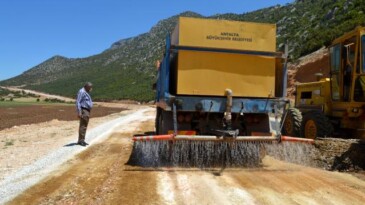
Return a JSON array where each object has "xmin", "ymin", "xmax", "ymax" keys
[{"xmin": 8, "ymin": 110, "xmax": 365, "ymax": 205}]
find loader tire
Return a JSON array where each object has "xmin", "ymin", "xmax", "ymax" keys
[
  {"xmin": 282, "ymin": 108, "xmax": 302, "ymax": 137},
  {"xmin": 301, "ymin": 110, "xmax": 333, "ymax": 139}
]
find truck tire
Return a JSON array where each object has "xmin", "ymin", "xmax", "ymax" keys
[
  {"xmin": 301, "ymin": 110, "xmax": 333, "ymax": 139},
  {"xmin": 155, "ymin": 107, "xmax": 162, "ymax": 134},
  {"xmin": 282, "ymin": 108, "xmax": 302, "ymax": 137},
  {"xmin": 156, "ymin": 109, "xmax": 173, "ymax": 135}
]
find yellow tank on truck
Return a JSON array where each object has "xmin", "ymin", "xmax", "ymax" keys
[
  {"xmin": 172, "ymin": 17, "xmax": 278, "ymax": 98},
  {"xmin": 176, "ymin": 50, "xmax": 276, "ymax": 97},
  {"xmin": 171, "ymin": 17, "xmax": 276, "ymax": 52}
]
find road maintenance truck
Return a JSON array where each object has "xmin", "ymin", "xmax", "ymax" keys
[
  {"xmin": 154, "ymin": 17, "xmax": 287, "ymax": 137},
  {"xmin": 131, "ymin": 17, "xmax": 312, "ymax": 167}
]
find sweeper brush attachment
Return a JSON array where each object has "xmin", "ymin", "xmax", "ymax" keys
[{"xmin": 128, "ymin": 134, "xmax": 314, "ymax": 168}]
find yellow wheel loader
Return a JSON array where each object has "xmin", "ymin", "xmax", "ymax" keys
[{"xmin": 283, "ymin": 27, "xmax": 365, "ymax": 139}]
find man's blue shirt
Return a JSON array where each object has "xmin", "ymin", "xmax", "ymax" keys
[{"xmin": 76, "ymin": 87, "xmax": 93, "ymax": 114}]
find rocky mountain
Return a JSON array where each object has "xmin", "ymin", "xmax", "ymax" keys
[
  {"xmin": 213, "ymin": 0, "xmax": 365, "ymax": 58},
  {"xmin": 1, "ymin": 0, "xmax": 364, "ymax": 101}
]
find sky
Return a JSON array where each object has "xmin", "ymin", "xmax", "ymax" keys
[{"xmin": 0, "ymin": 0, "xmax": 293, "ymax": 81}]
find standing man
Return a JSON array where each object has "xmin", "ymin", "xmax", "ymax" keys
[{"xmin": 76, "ymin": 82, "xmax": 93, "ymax": 146}]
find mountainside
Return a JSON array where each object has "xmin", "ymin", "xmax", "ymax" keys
[{"xmin": 1, "ymin": 0, "xmax": 364, "ymax": 101}]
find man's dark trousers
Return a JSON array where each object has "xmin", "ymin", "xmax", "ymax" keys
[{"xmin": 79, "ymin": 109, "xmax": 90, "ymax": 143}]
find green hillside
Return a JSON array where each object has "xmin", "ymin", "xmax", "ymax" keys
[
  {"xmin": 1, "ymin": 0, "xmax": 364, "ymax": 101},
  {"xmin": 217, "ymin": 0, "xmax": 365, "ymax": 58}
]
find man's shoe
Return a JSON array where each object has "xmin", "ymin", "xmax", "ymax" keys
[
  {"xmin": 83, "ymin": 142, "xmax": 89, "ymax": 146},
  {"xmin": 78, "ymin": 141, "xmax": 86, "ymax": 146}
]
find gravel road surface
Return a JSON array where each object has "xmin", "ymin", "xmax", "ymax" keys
[
  {"xmin": 0, "ymin": 108, "xmax": 152, "ymax": 204},
  {"xmin": 4, "ymin": 107, "xmax": 365, "ymax": 205}
]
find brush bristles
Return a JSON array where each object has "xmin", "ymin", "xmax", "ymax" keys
[{"xmin": 128, "ymin": 140, "xmax": 269, "ymax": 168}]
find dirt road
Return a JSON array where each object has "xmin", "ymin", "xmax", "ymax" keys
[
  {"xmin": 0, "ymin": 86, "xmax": 75, "ymax": 102},
  {"xmin": 8, "ymin": 108, "xmax": 365, "ymax": 205}
]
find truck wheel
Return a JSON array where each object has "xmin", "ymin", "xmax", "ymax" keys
[
  {"xmin": 155, "ymin": 107, "xmax": 162, "ymax": 134},
  {"xmin": 156, "ymin": 109, "xmax": 173, "ymax": 135},
  {"xmin": 282, "ymin": 108, "xmax": 302, "ymax": 137},
  {"xmin": 301, "ymin": 111, "xmax": 333, "ymax": 139}
]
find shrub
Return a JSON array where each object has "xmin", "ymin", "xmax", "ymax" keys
[
  {"xmin": 4, "ymin": 139, "xmax": 14, "ymax": 146},
  {"xmin": 44, "ymin": 98, "xmax": 65, "ymax": 103}
]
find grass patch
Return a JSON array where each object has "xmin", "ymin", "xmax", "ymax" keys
[
  {"xmin": 0, "ymin": 101, "xmax": 42, "ymax": 107},
  {"xmin": 0, "ymin": 101, "xmax": 32, "ymax": 107},
  {"xmin": 4, "ymin": 139, "xmax": 15, "ymax": 147},
  {"xmin": 0, "ymin": 100, "xmax": 73, "ymax": 107},
  {"xmin": 14, "ymin": 97, "xmax": 39, "ymax": 102}
]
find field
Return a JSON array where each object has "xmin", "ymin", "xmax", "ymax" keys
[
  {"xmin": 0, "ymin": 102, "xmax": 126, "ymax": 130},
  {"xmin": 0, "ymin": 100, "xmax": 68, "ymax": 108}
]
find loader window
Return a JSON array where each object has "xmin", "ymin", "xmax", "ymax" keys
[
  {"xmin": 330, "ymin": 45, "xmax": 341, "ymax": 72},
  {"xmin": 343, "ymin": 37, "xmax": 357, "ymax": 101},
  {"xmin": 353, "ymin": 36, "xmax": 365, "ymax": 101},
  {"xmin": 354, "ymin": 76, "xmax": 365, "ymax": 101},
  {"xmin": 362, "ymin": 35, "xmax": 365, "ymax": 73},
  {"xmin": 300, "ymin": 91, "xmax": 312, "ymax": 99},
  {"xmin": 331, "ymin": 74, "xmax": 340, "ymax": 101},
  {"xmin": 330, "ymin": 44, "xmax": 341, "ymax": 101}
]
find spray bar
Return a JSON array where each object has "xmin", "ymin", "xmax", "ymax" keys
[
  {"xmin": 281, "ymin": 136, "xmax": 314, "ymax": 144},
  {"xmin": 133, "ymin": 134, "xmax": 314, "ymax": 144},
  {"xmin": 174, "ymin": 135, "xmax": 277, "ymax": 142},
  {"xmin": 132, "ymin": 134, "xmax": 174, "ymax": 141}
]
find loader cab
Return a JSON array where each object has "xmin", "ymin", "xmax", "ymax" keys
[{"xmin": 329, "ymin": 28, "xmax": 365, "ymax": 103}]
